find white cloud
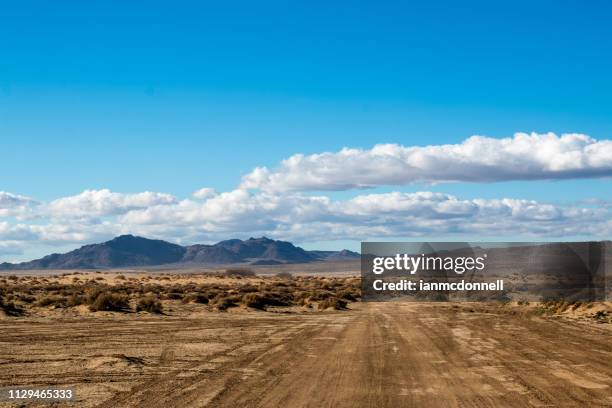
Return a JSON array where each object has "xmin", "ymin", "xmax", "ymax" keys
[
  {"xmin": 1, "ymin": 132, "xmax": 611, "ymax": 264},
  {"xmin": 0, "ymin": 191, "xmax": 37, "ymax": 219},
  {"xmin": 1, "ymin": 188, "xmax": 610, "ymax": 256},
  {"xmin": 240, "ymin": 133, "xmax": 612, "ymax": 191},
  {"xmin": 192, "ymin": 187, "xmax": 217, "ymax": 199},
  {"xmin": 47, "ymin": 189, "xmax": 177, "ymax": 218},
  {"xmin": 0, "ymin": 192, "xmax": 34, "ymax": 208}
]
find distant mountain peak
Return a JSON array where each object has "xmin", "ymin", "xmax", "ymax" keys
[{"xmin": 0, "ymin": 235, "xmax": 359, "ymax": 270}]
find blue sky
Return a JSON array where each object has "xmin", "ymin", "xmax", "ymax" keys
[{"xmin": 1, "ymin": 1, "xmax": 611, "ymax": 260}]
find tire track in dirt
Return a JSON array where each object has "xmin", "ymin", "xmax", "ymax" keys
[
  {"xmin": 95, "ymin": 316, "xmax": 339, "ymax": 408},
  {"xmin": 206, "ymin": 303, "xmax": 612, "ymax": 408},
  {"xmin": 1, "ymin": 303, "xmax": 611, "ymax": 408}
]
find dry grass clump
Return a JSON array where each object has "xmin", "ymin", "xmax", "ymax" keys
[
  {"xmin": 212, "ymin": 295, "xmax": 240, "ymax": 311},
  {"xmin": 225, "ymin": 268, "xmax": 256, "ymax": 278},
  {"xmin": 537, "ymin": 300, "xmax": 577, "ymax": 315},
  {"xmin": 16, "ymin": 293, "xmax": 36, "ymax": 304},
  {"xmin": 194, "ymin": 293, "xmax": 210, "ymax": 304},
  {"xmin": 241, "ymin": 292, "xmax": 290, "ymax": 310},
  {"xmin": 0, "ymin": 293, "xmax": 24, "ymax": 316},
  {"xmin": 136, "ymin": 296, "xmax": 163, "ymax": 314},
  {"xmin": 89, "ymin": 292, "xmax": 130, "ymax": 312},
  {"xmin": 317, "ymin": 298, "xmax": 348, "ymax": 310},
  {"xmin": 241, "ymin": 293, "xmax": 266, "ymax": 309},
  {"xmin": 337, "ymin": 290, "xmax": 358, "ymax": 301},
  {"xmin": 183, "ymin": 293, "xmax": 210, "ymax": 304},
  {"xmin": 534, "ymin": 300, "xmax": 610, "ymax": 323},
  {"xmin": 36, "ymin": 295, "xmax": 69, "ymax": 308}
]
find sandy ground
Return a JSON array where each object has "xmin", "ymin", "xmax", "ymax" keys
[{"xmin": 0, "ymin": 301, "xmax": 610, "ymax": 407}]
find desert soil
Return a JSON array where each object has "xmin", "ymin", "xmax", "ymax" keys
[{"xmin": 0, "ymin": 302, "xmax": 611, "ymax": 408}]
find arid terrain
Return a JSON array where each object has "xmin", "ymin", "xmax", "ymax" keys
[{"xmin": 0, "ymin": 271, "xmax": 610, "ymax": 407}]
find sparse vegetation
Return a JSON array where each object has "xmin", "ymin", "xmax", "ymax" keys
[
  {"xmin": 0, "ymin": 295, "xmax": 24, "ymax": 316},
  {"xmin": 36, "ymin": 295, "xmax": 68, "ymax": 308},
  {"xmin": 242, "ymin": 293, "xmax": 266, "ymax": 309},
  {"xmin": 213, "ymin": 295, "xmax": 239, "ymax": 311},
  {"xmin": 317, "ymin": 298, "xmax": 348, "ymax": 310},
  {"xmin": 89, "ymin": 293, "xmax": 130, "ymax": 312},
  {"xmin": 166, "ymin": 292, "xmax": 184, "ymax": 300},
  {"xmin": 593, "ymin": 310, "xmax": 609, "ymax": 322},
  {"xmin": 225, "ymin": 268, "xmax": 256, "ymax": 277},
  {"xmin": 0, "ymin": 272, "xmax": 361, "ymax": 316},
  {"xmin": 193, "ymin": 293, "xmax": 210, "ymax": 304},
  {"xmin": 136, "ymin": 296, "xmax": 163, "ymax": 314}
]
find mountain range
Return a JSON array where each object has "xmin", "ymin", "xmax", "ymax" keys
[{"xmin": 0, "ymin": 235, "xmax": 359, "ymax": 270}]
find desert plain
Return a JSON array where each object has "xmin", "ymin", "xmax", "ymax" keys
[{"xmin": 0, "ymin": 265, "xmax": 611, "ymax": 408}]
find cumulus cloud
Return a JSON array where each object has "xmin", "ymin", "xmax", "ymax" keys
[
  {"xmin": 240, "ymin": 133, "xmax": 612, "ymax": 191},
  {"xmin": 46, "ymin": 189, "xmax": 177, "ymax": 218},
  {"xmin": 1, "ymin": 131, "xmax": 611, "ymax": 264},
  {"xmin": 192, "ymin": 188, "xmax": 217, "ymax": 199},
  {"xmin": 0, "ymin": 188, "xmax": 610, "ymax": 255},
  {"xmin": 0, "ymin": 191, "xmax": 37, "ymax": 219},
  {"xmin": 0, "ymin": 192, "xmax": 34, "ymax": 208}
]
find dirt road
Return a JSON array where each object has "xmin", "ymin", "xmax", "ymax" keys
[
  {"xmin": 1, "ymin": 302, "xmax": 611, "ymax": 407},
  {"xmin": 206, "ymin": 303, "xmax": 612, "ymax": 408}
]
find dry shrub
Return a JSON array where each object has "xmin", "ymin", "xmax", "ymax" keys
[
  {"xmin": 136, "ymin": 296, "xmax": 163, "ymax": 314},
  {"xmin": 192, "ymin": 293, "xmax": 209, "ymax": 304},
  {"xmin": 181, "ymin": 292, "xmax": 208, "ymax": 304},
  {"xmin": 317, "ymin": 298, "xmax": 348, "ymax": 310},
  {"xmin": 242, "ymin": 291, "xmax": 291, "ymax": 310},
  {"xmin": 89, "ymin": 293, "xmax": 130, "ymax": 312},
  {"xmin": 0, "ymin": 296, "xmax": 23, "ymax": 316},
  {"xmin": 67, "ymin": 294, "xmax": 84, "ymax": 307},
  {"xmin": 36, "ymin": 295, "xmax": 68, "ymax": 308},
  {"xmin": 225, "ymin": 268, "xmax": 255, "ymax": 278},
  {"xmin": 265, "ymin": 290, "xmax": 293, "ymax": 305},
  {"xmin": 338, "ymin": 290, "xmax": 358, "ymax": 301},
  {"xmin": 213, "ymin": 295, "xmax": 239, "ymax": 311},
  {"xmin": 593, "ymin": 310, "xmax": 609, "ymax": 322},
  {"xmin": 275, "ymin": 271, "xmax": 293, "ymax": 279},
  {"xmin": 304, "ymin": 290, "xmax": 334, "ymax": 301},
  {"xmin": 142, "ymin": 284, "xmax": 163, "ymax": 295},
  {"xmin": 84, "ymin": 286, "xmax": 104, "ymax": 304},
  {"xmin": 242, "ymin": 293, "xmax": 266, "ymax": 310},
  {"xmin": 17, "ymin": 293, "xmax": 36, "ymax": 304},
  {"xmin": 166, "ymin": 292, "xmax": 183, "ymax": 300},
  {"xmin": 238, "ymin": 285, "xmax": 259, "ymax": 294}
]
